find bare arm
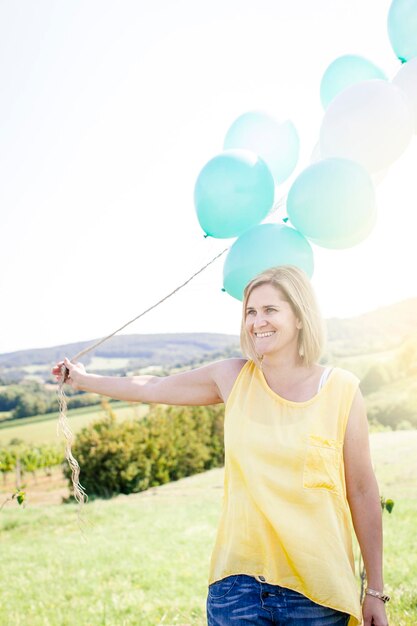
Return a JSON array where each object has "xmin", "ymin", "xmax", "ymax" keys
[
  {"xmin": 344, "ymin": 388, "xmax": 388, "ymax": 626},
  {"xmin": 52, "ymin": 357, "xmax": 246, "ymax": 406}
]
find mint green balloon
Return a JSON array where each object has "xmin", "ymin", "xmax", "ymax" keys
[
  {"xmin": 320, "ymin": 55, "xmax": 387, "ymax": 109},
  {"xmin": 223, "ymin": 111, "xmax": 299, "ymax": 184},
  {"xmin": 223, "ymin": 223, "xmax": 314, "ymax": 300},
  {"xmin": 388, "ymin": 0, "xmax": 417, "ymax": 62},
  {"xmin": 309, "ymin": 205, "xmax": 377, "ymax": 249},
  {"xmin": 194, "ymin": 149, "xmax": 275, "ymax": 239},
  {"xmin": 287, "ymin": 158, "xmax": 376, "ymax": 249}
]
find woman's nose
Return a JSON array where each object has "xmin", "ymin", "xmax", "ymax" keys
[{"xmin": 253, "ymin": 314, "xmax": 268, "ymax": 327}]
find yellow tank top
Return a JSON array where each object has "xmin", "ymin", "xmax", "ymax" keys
[{"xmin": 209, "ymin": 360, "xmax": 362, "ymax": 626}]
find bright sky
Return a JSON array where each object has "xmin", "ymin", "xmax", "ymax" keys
[{"xmin": 1, "ymin": 0, "xmax": 415, "ymax": 356}]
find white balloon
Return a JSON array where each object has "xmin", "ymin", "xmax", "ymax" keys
[
  {"xmin": 310, "ymin": 141, "xmax": 321, "ymax": 164},
  {"xmin": 393, "ymin": 57, "xmax": 417, "ymax": 134},
  {"xmin": 320, "ymin": 79, "xmax": 413, "ymax": 173},
  {"xmin": 372, "ymin": 167, "xmax": 389, "ymax": 186},
  {"xmin": 310, "ymin": 140, "xmax": 387, "ymax": 185}
]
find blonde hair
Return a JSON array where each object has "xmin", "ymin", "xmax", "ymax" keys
[{"xmin": 240, "ymin": 266, "xmax": 325, "ymax": 368}]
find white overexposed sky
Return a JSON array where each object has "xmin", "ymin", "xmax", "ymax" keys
[{"xmin": 0, "ymin": 0, "xmax": 416, "ymax": 355}]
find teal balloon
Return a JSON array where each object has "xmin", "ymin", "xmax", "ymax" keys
[
  {"xmin": 320, "ymin": 55, "xmax": 387, "ymax": 109},
  {"xmin": 223, "ymin": 111, "xmax": 299, "ymax": 185},
  {"xmin": 388, "ymin": 0, "xmax": 417, "ymax": 62},
  {"xmin": 309, "ymin": 204, "xmax": 377, "ymax": 249},
  {"xmin": 287, "ymin": 158, "xmax": 376, "ymax": 249},
  {"xmin": 223, "ymin": 223, "xmax": 314, "ymax": 300},
  {"xmin": 194, "ymin": 149, "xmax": 275, "ymax": 239}
]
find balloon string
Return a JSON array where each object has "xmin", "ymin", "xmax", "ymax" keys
[
  {"xmin": 69, "ymin": 246, "xmax": 229, "ymax": 362},
  {"xmin": 57, "ymin": 377, "xmax": 89, "ymax": 534},
  {"xmin": 57, "ymin": 246, "xmax": 229, "ymax": 511}
]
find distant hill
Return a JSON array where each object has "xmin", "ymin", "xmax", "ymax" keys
[
  {"xmin": 0, "ymin": 297, "xmax": 416, "ymax": 429},
  {"xmin": 326, "ymin": 297, "xmax": 417, "ymax": 356},
  {"xmin": 0, "ymin": 333, "xmax": 242, "ymax": 383},
  {"xmin": 0, "ymin": 296, "xmax": 416, "ymax": 384}
]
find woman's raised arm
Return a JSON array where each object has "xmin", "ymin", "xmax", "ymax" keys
[{"xmin": 51, "ymin": 357, "xmax": 246, "ymax": 406}]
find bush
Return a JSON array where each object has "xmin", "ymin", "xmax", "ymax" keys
[
  {"xmin": 65, "ymin": 403, "xmax": 225, "ymax": 499},
  {"xmin": 64, "ymin": 414, "xmax": 152, "ymax": 498},
  {"xmin": 366, "ymin": 393, "xmax": 417, "ymax": 430}
]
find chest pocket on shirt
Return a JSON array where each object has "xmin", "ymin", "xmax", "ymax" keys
[{"xmin": 303, "ymin": 434, "xmax": 342, "ymax": 492}]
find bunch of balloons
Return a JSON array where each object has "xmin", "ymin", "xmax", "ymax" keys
[{"xmin": 194, "ymin": 0, "xmax": 417, "ymax": 300}]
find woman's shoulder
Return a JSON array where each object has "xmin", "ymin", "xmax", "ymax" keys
[
  {"xmin": 214, "ymin": 358, "xmax": 248, "ymax": 378},
  {"xmin": 329, "ymin": 365, "xmax": 361, "ymax": 387},
  {"xmin": 212, "ymin": 358, "xmax": 249, "ymax": 403}
]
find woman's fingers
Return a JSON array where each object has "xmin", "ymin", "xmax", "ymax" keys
[
  {"xmin": 51, "ymin": 362, "xmax": 64, "ymax": 375},
  {"xmin": 51, "ymin": 357, "xmax": 85, "ymax": 386},
  {"xmin": 51, "ymin": 358, "xmax": 71, "ymax": 379}
]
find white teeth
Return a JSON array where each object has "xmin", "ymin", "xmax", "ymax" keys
[{"xmin": 255, "ymin": 331, "xmax": 275, "ymax": 338}]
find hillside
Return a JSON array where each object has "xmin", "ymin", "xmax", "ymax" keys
[
  {"xmin": 326, "ymin": 297, "xmax": 417, "ymax": 356},
  {"xmin": 1, "ymin": 431, "xmax": 416, "ymax": 625},
  {"xmin": 0, "ymin": 333, "xmax": 242, "ymax": 383},
  {"xmin": 0, "ymin": 297, "xmax": 416, "ymax": 430},
  {"xmin": 1, "ymin": 296, "xmax": 416, "ymax": 376}
]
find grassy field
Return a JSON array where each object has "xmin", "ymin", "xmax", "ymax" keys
[
  {"xmin": 0, "ymin": 401, "xmax": 148, "ymax": 446},
  {"xmin": 0, "ymin": 431, "xmax": 416, "ymax": 625}
]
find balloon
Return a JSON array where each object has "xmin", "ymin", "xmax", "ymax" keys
[
  {"xmin": 320, "ymin": 79, "xmax": 413, "ymax": 173},
  {"xmin": 308, "ymin": 204, "xmax": 378, "ymax": 249},
  {"xmin": 223, "ymin": 111, "xmax": 299, "ymax": 185},
  {"xmin": 320, "ymin": 55, "xmax": 387, "ymax": 109},
  {"xmin": 311, "ymin": 141, "xmax": 388, "ymax": 186},
  {"xmin": 393, "ymin": 57, "xmax": 417, "ymax": 133},
  {"xmin": 194, "ymin": 149, "xmax": 275, "ymax": 239},
  {"xmin": 372, "ymin": 167, "xmax": 389, "ymax": 186},
  {"xmin": 223, "ymin": 223, "xmax": 314, "ymax": 300},
  {"xmin": 287, "ymin": 158, "xmax": 376, "ymax": 249},
  {"xmin": 309, "ymin": 141, "xmax": 322, "ymax": 164},
  {"xmin": 388, "ymin": 0, "xmax": 417, "ymax": 62}
]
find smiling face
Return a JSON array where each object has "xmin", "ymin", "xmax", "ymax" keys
[
  {"xmin": 240, "ymin": 266, "xmax": 324, "ymax": 368},
  {"xmin": 245, "ymin": 283, "xmax": 302, "ymax": 359}
]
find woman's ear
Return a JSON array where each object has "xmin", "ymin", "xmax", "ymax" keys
[{"xmin": 296, "ymin": 319, "xmax": 303, "ymax": 330}]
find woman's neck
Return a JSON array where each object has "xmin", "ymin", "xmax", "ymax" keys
[
  {"xmin": 261, "ymin": 351, "xmax": 304, "ymax": 373},
  {"xmin": 261, "ymin": 353, "xmax": 317, "ymax": 385}
]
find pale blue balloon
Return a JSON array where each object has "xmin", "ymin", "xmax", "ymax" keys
[
  {"xmin": 388, "ymin": 0, "xmax": 417, "ymax": 62},
  {"xmin": 194, "ymin": 149, "xmax": 275, "ymax": 239},
  {"xmin": 287, "ymin": 158, "xmax": 376, "ymax": 249},
  {"xmin": 309, "ymin": 204, "xmax": 377, "ymax": 249},
  {"xmin": 223, "ymin": 223, "xmax": 314, "ymax": 300},
  {"xmin": 320, "ymin": 55, "xmax": 387, "ymax": 109},
  {"xmin": 223, "ymin": 111, "xmax": 299, "ymax": 185}
]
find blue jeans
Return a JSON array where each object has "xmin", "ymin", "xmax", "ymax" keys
[{"xmin": 207, "ymin": 575, "xmax": 350, "ymax": 625}]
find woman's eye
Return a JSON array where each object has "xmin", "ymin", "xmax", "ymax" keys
[
  {"xmin": 246, "ymin": 310, "xmax": 256, "ymax": 316},
  {"xmin": 266, "ymin": 308, "xmax": 277, "ymax": 313}
]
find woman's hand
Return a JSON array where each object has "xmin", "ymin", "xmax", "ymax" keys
[
  {"xmin": 362, "ymin": 595, "xmax": 389, "ymax": 626},
  {"xmin": 51, "ymin": 357, "xmax": 87, "ymax": 391}
]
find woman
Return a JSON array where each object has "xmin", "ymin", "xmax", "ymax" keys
[{"xmin": 52, "ymin": 266, "xmax": 389, "ymax": 626}]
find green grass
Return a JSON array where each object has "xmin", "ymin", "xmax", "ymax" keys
[
  {"xmin": 369, "ymin": 430, "xmax": 417, "ymax": 500},
  {"xmin": 0, "ymin": 471, "xmax": 221, "ymax": 626},
  {"xmin": 0, "ymin": 402, "xmax": 148, "ymax": 445},
  {"xmin": 0, "ymin": 432, "xmax": 416, "ymax": 625},
  {"xmin": 365, "ymin": 430, "xmax": 417, "ymax": 625}
]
